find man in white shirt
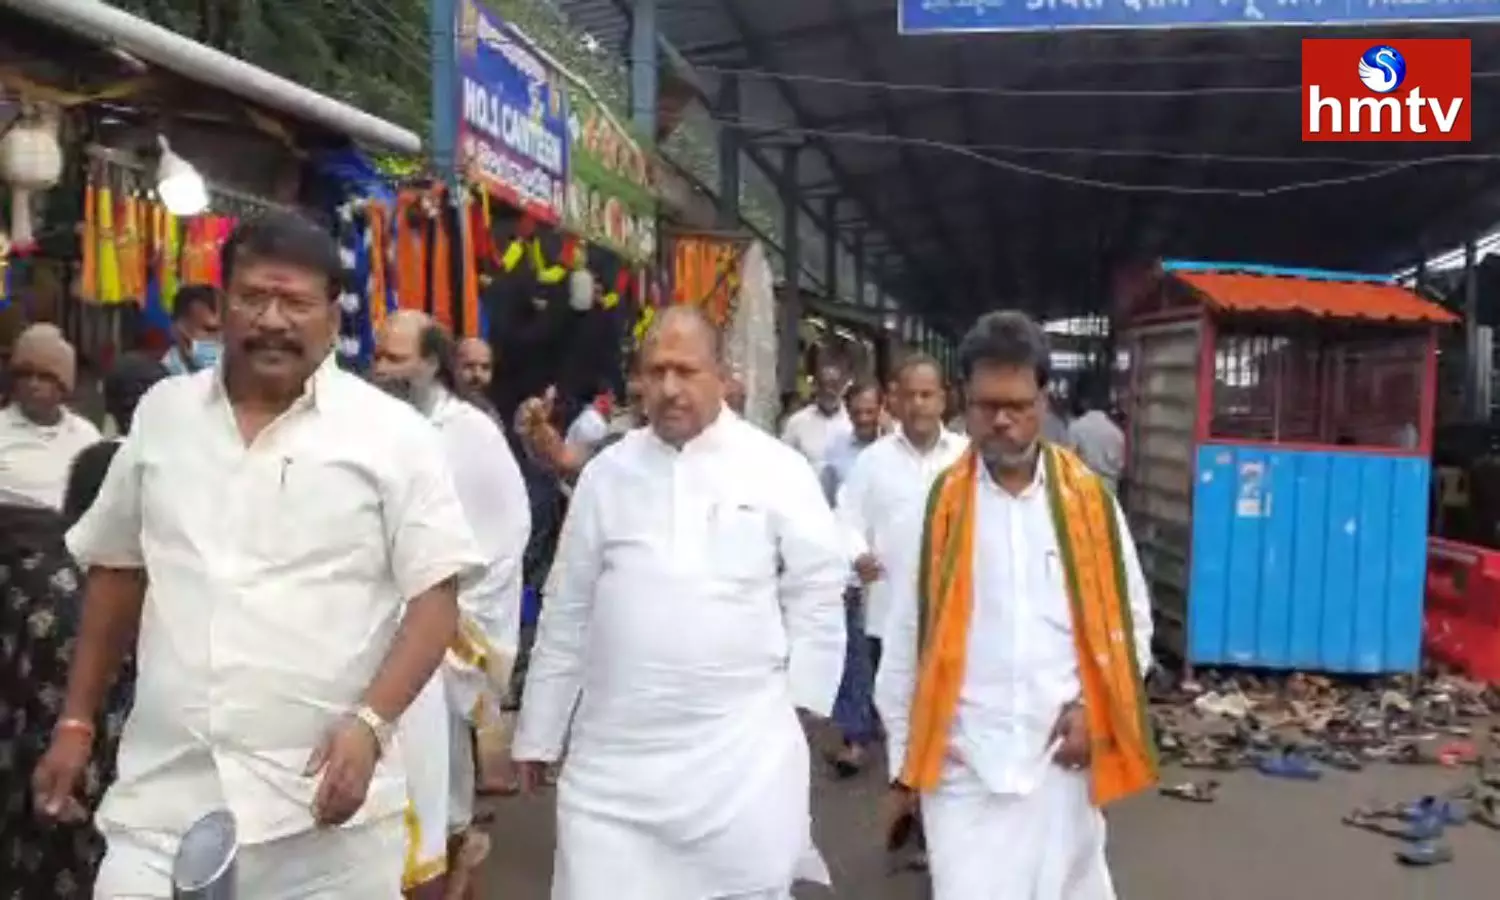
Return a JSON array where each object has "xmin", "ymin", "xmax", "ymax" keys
[
  {"xmin": 372, "ymin": 310, "xmax": 532, "ymax": 897},
  {"xmin": 514, "ymin": 306, "xmax": 848, "ymax": 900},
  {"xmin": 1066, "ymin": 388, "xmax": 1125, "ymax": 494},
  {"xmin": 32, "ymin": 212, "xmax": 484, "ymax": 899},
  {"xmin": 876, "ymin": 312, "xmax": 1156, "ymax": 900},
  {"xmin": 0, "ymin": 324, "xmax": 101, "ymax": 510},
  {"xmin": 836, "ymin": 354, "xmax": 969, "ymax": 669},
  {"xmin": 780, "ymin": 363, "xmax": 851, "ymax": 474},
  {"xmin": 820, "ymin": 381, "xmax": 890, "ymax": 775}
]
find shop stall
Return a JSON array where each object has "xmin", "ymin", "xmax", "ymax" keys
[{"xmin": 1120, "ymin": 261, "xmax": 1455, "ymax": 674}]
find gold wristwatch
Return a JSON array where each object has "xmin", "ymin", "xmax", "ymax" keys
[{"xmin": 352, "ymin": 704, "xmax": 394, "ymax": 757}]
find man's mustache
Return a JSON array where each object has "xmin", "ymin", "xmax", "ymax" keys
[{"xmin": 243, "ymin": 335, "xmax": 303, "ymax": 356}]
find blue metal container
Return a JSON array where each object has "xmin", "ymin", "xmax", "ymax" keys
[{"xmin": 1188, "ymin": 445, "xmax": 1430, "ymax": 673}]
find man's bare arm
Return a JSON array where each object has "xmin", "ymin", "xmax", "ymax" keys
[
  {"xmin": 361, "ymin": 577, "xmax": 461, "ymax": 722},
  {"xmin": 60, "ymin": 567, "xmax": 147, "ymax": 723}
]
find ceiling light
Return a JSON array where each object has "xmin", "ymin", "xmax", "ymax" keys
[{"xmin": 156, "ymin": 135, "xmax": 208, "ymax": 216}]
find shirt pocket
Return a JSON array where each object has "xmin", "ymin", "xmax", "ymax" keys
[
  {"xmin": 705, "ymin": 502, "xmax": 777, "ymax": 583},
  {"xmin": 1038, "ymin": 549, "xmax": 1076, "ymax": 635},
  {"xmin": 253, "ymin": 455, "xmax": 384, "ymax": 574}
]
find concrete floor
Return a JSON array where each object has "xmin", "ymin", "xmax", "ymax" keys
[{"xmin": 483, "ymin": 757, "xmax": 1498, "ymax": 899}]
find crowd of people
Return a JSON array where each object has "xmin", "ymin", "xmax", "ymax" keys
[{"xmin": 1, "ymin": 207, "xmax": 1152, "ymax": 900}]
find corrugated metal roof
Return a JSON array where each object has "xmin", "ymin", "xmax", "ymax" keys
[{"xmin": 1175, "ymin": 271, "xmax": 1458, "ymax": 325}]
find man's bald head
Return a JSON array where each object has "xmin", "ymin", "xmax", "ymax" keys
[
  {"xmin": 642, "ymin": 306, "xmax": 724, "ymax": 368},
  {"xmin": 456, "ymin": 337, "xmax": 493, "ymax": 393},
  {"xmin": 371, "ymin": 310, "xmax": 453, "ymax": 409},
  {"xmin": 639, "ymin": 305, "xmax": 726, "ymax": 447}
]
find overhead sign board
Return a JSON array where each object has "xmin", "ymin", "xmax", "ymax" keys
[
  {"xmin": 456, "ymin": 0, "xmax": 568, "ymax": 223},
  {"xmin": 897, "ymin": 0, "xmax": 1500, "ymax": 34}
]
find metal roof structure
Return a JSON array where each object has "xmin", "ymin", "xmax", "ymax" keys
[
  {"xmin": 557, "ymin": 0, "xmax": 1500, "ymax": 330},
  {"xmin": 0, "ymin": 0, "xmax": 421, "ymax": 154}
]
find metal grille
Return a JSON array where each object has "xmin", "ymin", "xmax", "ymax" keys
[{"xmin": 1210, "ymin": 324, "xmax": 1425, "ymax": 449}]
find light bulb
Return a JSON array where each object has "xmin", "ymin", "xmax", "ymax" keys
[{"xmin": 156, "ymin": 135, "xmax": 209, "ymax": 216}]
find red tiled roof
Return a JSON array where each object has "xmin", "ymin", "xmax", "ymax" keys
[{"xmin": 1174, "ymin": 271, "xmax": 1458, "ymax": 324}]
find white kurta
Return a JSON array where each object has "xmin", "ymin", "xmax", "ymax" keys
[
  {"xmin": 67, "ymin": 357, "xmax": 484, "ymax": 899},
  {"xmin": 876, "ymin": 458, "xmax": 1153, "ymax": 900},
  {"xmin": 514, "ymin": 411, "xmax": 849, "ymax": 900},
  {"xmin": 0, "ymin": 403, "xmax": 101, "ymax": 509},
  {"xmin": 779, "ymin": 403, "xmax": 851, "ymax": 474},
  {"xmin": 834, "ymin": 428, "xmax": 968, "ymax": 639},
  {"xmin": 430, "ymin": 392, "xmax": 532, "ymax": 830}
]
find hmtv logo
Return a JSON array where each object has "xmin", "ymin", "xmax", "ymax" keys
[{"xmin": 1302, "ymin": 39, "xmax": 1470, "ymax": 142}]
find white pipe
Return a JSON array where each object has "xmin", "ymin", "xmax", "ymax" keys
[{"xmin": 1, "ymin": 0, "xmax": 422, "ymax": 155}]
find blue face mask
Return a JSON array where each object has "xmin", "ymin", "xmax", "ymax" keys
[{"xmin": 189, "ymin": 339, "xmax": 222, "ymax": 370}]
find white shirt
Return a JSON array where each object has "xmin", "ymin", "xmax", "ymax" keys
[
  {"xmin": 877, "ymin": 458, "xmax": 1153, "ymax": 797},
  {"xmin": 429, "ymin": 391, "xmax": 532, "ymax": 712},
  {"xmin": 1066, "ymin": 410, "xmax": 1125, "ymax": 490},
  {"xmin": 0, "ymin": 404, "xmax": 101, "ymax": 509},
  {"xmin": 835, "ymin": 428, "xmax": 969, "ymax": 638},
  {"xmin": 66, "ymin": 357, "xmax": 484, "ymax": 845},
  {"xmin": 780, "ymin": 403, "xmax": 851, "ymax": 474},
  {"xmin": 513, "ymin": 411, "xmax": 847, "ymax": 833},
  {"xmin": 565, "ymin": 406, "xmax": 611, "ymax": 452}
]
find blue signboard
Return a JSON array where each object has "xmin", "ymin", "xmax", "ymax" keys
[
  {"xmin": 898, "ymin": 0, "xmax": 1500, "ymax": 34},
  {"xmin": 455, "ymin": 0, "xmax": 568, "ymax": 223}
]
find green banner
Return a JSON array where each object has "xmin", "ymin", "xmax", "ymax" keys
[{"xmin": 565, "ymin": 87, "xmax": 657, "ymax": 263}]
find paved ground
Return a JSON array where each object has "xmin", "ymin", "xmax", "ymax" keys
[{"xmin": 484, "ymin": 752, "xmax": 1498, "ymax": 899}]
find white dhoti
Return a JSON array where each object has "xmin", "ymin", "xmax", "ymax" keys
[
  {"xmin": 94, "ymin": 815, "xmax": 404, "ymax": 899},
  {"xmin": 448, "ymin": 707, "xmax": 476, "ymax": 833},
  {"xmin": 922, "ymin": 765, "xmax": 1115, "ymax": 900},
  {"xmin": 400, "ymin": 674, "xmax": 451, "ymax": 890},
  {"xmin": 550, "ymin": 695, "xmax": 824, "ymax": 900}
]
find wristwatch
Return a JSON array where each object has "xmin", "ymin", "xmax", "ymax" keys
[{"xmin": 351, "ymin": 705, "xmax": 394, "ymax": 757}]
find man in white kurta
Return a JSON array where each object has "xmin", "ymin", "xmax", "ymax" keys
[
  {"xmin": 34, "ymin": 213, "xmax": 483, "ymax": 899},
  {"xmin": 514, "ymin": 307, "xmax": 849, "ymax": 900},
  {"xmin": 372, "ymin": 311, "xmax": 532, "ymax": 892},
  {"xmin": 780, "ymin": 363, "xmax": 851, "ymax": 476},
  {"xmin": 876, "ymin": 312, "xmax": 1153, "ymax": 900}
]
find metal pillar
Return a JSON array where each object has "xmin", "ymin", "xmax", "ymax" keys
[
  {"xmin": 715, "ymin": 73, "xmax": 740, "ymax": 228},
  {"xmin": 629, "ymin": 0, "xmax": 659, "ymax": 139},
  {"xmin": 778, "ymin": 146, "xmax": 803, "ymax": 393},
  {"xmin": 823, "ymin": 197, "xmax": 839, "ymax": 302},
  {"xmin": 852, "ymin": 231, "xmax": 866, "ymax": 307},
  {"xmin": 429, "ymin": 0, "xmax": 458, "ymax": 183},
  {"xmin": 1464, "ymin": 240, "xmax": 1491, "ymax": 420}
]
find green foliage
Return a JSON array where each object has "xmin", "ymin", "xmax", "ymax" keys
[
  {"xmin": 111, "ymin": 0, "xmax": 431, "ymax": 136},
  {"xmin": 108, "ymin": 0, "xmax": 784, "ymax": 265}
]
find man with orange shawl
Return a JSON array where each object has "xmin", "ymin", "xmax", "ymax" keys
[{"xmin": 875, "ymin": 311, "xmax": 1156, "ymax": 899}]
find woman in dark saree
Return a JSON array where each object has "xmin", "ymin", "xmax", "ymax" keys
[{"xmin": 0, "ymin": 353, "xmax": 163, "ymax": 897}]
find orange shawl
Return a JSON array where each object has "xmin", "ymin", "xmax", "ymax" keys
[{"xmin": 898, "ymin": 444, "xmax": 1157, "ymax": 807}]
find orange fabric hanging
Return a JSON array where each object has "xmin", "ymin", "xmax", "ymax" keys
[
  {"xmin": 430, "ymin": 187, "xmax": 454, "ymax": 330},
  {"xmin": 80, "ymin": 179, "xmax": 98, "ymax": 302},
  {"xmin": 460, "ymin": 194, "xmax": 481, "ymax": 339},
  {"xmin": 394, "ymin": 191, "xmax": 427, "ymax": 312},
  {"xmin": 367, "ymin": 203, "xmax": 389, "ymax": 335}
]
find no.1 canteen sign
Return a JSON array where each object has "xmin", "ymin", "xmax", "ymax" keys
[{"xmin": 456, "ymin": 0, "xmax": 568, "ymax": 223}]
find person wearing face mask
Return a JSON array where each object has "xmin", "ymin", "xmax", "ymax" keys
[
  {"xmin": 372, "ymin": 310, "xmax": 531, "ymax": 899},
  {"xmin": 161, "ymin": 283, "xmax": 223, "ymax": 375},
  {"xmin": 0, "ymin": 324, "xmax": 102, "ymax": 510},
  {"xmin": 875, "ymin": 311, "xmax": 1156, "ymax": 900}
]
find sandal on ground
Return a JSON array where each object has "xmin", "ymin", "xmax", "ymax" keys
[
  {"xmin": 1474, "ymin": 795, "xmax": 1500, "ymax": 830},
  {"xmin": 1256, "ymin": 751, "xmax": 1322, "ymax": 781},
  {"xmin": 1395, "ymin": 840, "xmax": 1454, "ymax": 867},
  {"xmin": 1159, "ymin": 780, "xmax": 1219, "ymax": 803},
  {"xmin": 1342, "ymin": 810, "xmax": 1409, "ymax": 838}
]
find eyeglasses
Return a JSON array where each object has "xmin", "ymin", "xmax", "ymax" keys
[
  {"xmin": 968, "ymin": 396, "xmax": 1041, "ymax": 419},
  {"xmin": 227, "ymin": 290, "xmax": 327, "ymax": 320}
]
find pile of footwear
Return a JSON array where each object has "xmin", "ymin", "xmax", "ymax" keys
[
  {"xmin": 1341, "ymin": 771, "xmax": 1500, "ymax": 867},
  {"xmin": 1148, "ymin": 668, "xmax": 1500, "ymax": 777}
]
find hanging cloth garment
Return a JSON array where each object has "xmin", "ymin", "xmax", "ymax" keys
[
  {"xmin": 394, "ymin": 190, "xmax": 428, "ymax": 312},
  {"xmin": 95, "ymin": 182, "xmax": 122, "ymax": 305},
  {"xmin": 366, "ymin": 202, "xmax": 390, "ymax": 336},
  {"xmin": 118, "ymin": 194, "xmax": 144, "ymax": 306},
  {"xmin": 208, "ymin": 216, "xmax": 232, "ymax": 287},
  {"xmin": 142, "ymin": 202, "xmax": 171, "ymax": 332},
  {"xmin": 161, "ymin": 208, "xmax": 180, "ymax": 309},
  {"xmin": 80, "ymin": 178, "xmax": 98, "ymax": 303},
  {"xmin": 179, "ymin": 217, "xmax": 205, "ymax": 285},
  {"xmin": 460, "ymin": 192, "xmax": 483, "ymax": 339},
  {"xmin": 430, "ymin": 187, "xmax": 454, "ymax": 330}
]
